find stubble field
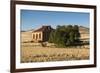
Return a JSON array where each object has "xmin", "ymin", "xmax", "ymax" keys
[{"xmin": 21, "ymin": 43, "xmax": 89, "ymax": 63}]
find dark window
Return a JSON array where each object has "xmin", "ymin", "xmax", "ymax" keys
[
  {"xmin": 36, "ymin": 34, "xmax": 38, "ymax": 39},
  {"xmin": 39, "ymin": 33, "xmax": 41, "ymax": 39},
  {"xmin": 33, "ymin": 34, "xmax": 35, "ymax": 39}
]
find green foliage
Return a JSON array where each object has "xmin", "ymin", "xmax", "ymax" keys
[
  {"xmin": 73, "ymin": 25, "xmax": 80, "ymax": 42},
  {"xmin": 48, "ymin": 30, "xmax": 55, "ymax": 43},
  {"xmin": 48, "ymin": 25, "xmax": 80, "ymax": 47}
]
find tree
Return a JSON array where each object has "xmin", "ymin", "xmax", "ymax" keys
[
  {"xmin": 48, "ymin": 30, "xmax": 55, "ymax": 43},
  {"xmin": 73, "ymin": 25, "xmax": 80, "ymax": 42},
  {"xmin": 48, "ymin": 25, "xmax": 80, "ymax": 47}
]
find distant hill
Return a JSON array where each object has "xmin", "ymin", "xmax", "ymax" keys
[
  {"xmin": 79, "ymin": 26, "xmax": 89, "ymax": 34},
  {"xmin": 21, "ymin": 30, "xmax": 33, "ymax": 42},
  {"xmin": 79, "ymin": 26, "xmax": 89, "ymax": 41}
]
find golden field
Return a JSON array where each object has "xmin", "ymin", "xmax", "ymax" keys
[{"xmin": 21, "ymin": 43, "xmax": 89, "ymax": 63}]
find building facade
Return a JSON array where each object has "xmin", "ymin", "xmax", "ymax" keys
[{"xmin": 32, "ymin": 26, "xmax": 53, "ymax": 42}]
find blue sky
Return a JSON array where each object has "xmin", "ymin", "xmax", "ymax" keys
[{"xmin": 21, "ymin": 10, "xmax": 90, "ymax": 31}]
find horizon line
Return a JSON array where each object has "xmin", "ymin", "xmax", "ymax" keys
[{"xmin": 21, "ymin": 24, "xmax": 89, "ymax": 31}]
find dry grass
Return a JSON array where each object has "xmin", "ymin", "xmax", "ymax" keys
[{"xmin": 21, "ymin": 43, "xmax": 89, "ymax": 63}]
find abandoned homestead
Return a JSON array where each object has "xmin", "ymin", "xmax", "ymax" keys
[{"xmin": 32, "ymin": 26, "xmax": 54, "ymax": 42}]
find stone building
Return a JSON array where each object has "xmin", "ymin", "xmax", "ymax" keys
[{"xmin": 32, "ymin": 26, "xmax": 53, "ymax": 42}]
